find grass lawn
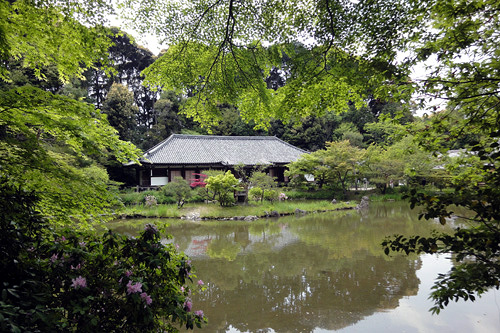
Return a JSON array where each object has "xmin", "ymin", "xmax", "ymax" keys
[{"xmin": 116, "ymin": 200, "xmax": 357, "ymax": 219}]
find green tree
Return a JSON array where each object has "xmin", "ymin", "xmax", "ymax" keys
[
  {"xmin": 392, "ymin": 135, "xmax": 441, "ymax": 185},
  {"xmin": 248, "ymin": 171, "xmax": 277, "ymax": 202},
  {"xmin": 0, "ymin": 0, "xmax": 113, "ymax": 83},
  {"xmin": 86, "ymin": 28, "xmax": 157, "ymax": 116},
  {"xmin": 205, "ymin": 171, "xmax": 241, "ymax": 206},
  {"xmin": 364, "ymin": 145, "xmax": 405, "ymax": 194},
  {"xmin": 333, "ymin": 122, "xmax": 365, "ymax": 148},
  {"xmin": 101, "ymin": 82, "xmax": 139, "ymax": 142},
  {"xmin": 163, "ymin": 176, "xmax": 193, "ymax": 208},
  {"xmin": 363, "ymin": 119, "xmax": 405, "ymax": 146},
  {"xmin": 380, "ymin": 0, "xmax": 500, "ymax": 314},
  {"xmin": 206, "ymin": 105, "xmax": 263, "ymax": 137},
  {"xmin": 280, "ymin": 116, "xmax": 331, "ymax": 151},
  {"xmin": 122, "ymin": 0, "xmax": 421, "ymax": 129},
  {"xmin": 285, "ymin": 151, "xmax": 332, "ymax": 190},
  {"xmin": 323, "ymin": 140, "xmax": 365, "ymax": 196},
  {"xmin": 0, "ymin": 86, "xmax": 140, "ymax": 224}
]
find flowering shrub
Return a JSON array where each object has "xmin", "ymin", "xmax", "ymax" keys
[
  {"xmin": 144, "ymin": 194, "xmax": 158, "ymax": 207},
  {"xmin": 0, "ymin": 181, "xmax": 206, "ymax": 332},
  {"xmin": 278, "ymin": 193, "xmax": 288, "ymax": 201}
]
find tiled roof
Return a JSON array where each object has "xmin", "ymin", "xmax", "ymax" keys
[{"xmin": 142, "ymin": 134, "xmax": 307, "ymax": 166}]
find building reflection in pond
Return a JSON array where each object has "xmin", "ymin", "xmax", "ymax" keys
[{"xmin": 108, "ymin": 202, "xmax": 452, "ymax": 332}]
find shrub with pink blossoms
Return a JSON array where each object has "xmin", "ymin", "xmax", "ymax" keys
[
  {"xmin": 71, "ymin": 276, "xmax": 87, "ymax": 289},
  {"xmin": 0, "ymin": 184, "xmax": 207, "ymax": 333},
  {"xmin": 126, "ymin": 280, "xmax": 143, "ymax": 294},
  {"xmin": 184, "ymin": 300, "xmax": 192, "ymax": 312},
  {"xmin": 140, "ymin": 292, "xmax": 153, "ymax": 305}
]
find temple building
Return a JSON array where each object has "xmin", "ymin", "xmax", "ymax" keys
[{"xmin": 126, "ymin": 134, "xmax": 307, "ymax": 188}]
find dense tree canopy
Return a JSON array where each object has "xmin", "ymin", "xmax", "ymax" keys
[
  {"xmin": 119, "ymin": 0, "xmax": 422, "ymax": 128},
  {"xmin": 0, "ymin": 0, "xmax": 123, "ymax": 87}
]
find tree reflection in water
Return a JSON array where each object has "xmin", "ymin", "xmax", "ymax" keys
[{"xmin": 107, "ymin": 202, "xmax": 451, "ymax": 332}]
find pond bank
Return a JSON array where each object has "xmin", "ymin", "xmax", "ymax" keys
[{"xmin": 114, "ymin": 200, "xmax": 358, "ymax": 221}]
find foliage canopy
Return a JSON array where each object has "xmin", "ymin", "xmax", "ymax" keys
[{"xmin": 120, "ymin": 0, "xmax": 422, "ymax": 128}]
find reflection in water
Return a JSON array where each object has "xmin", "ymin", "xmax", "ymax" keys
[{"xmin": 107, "ymin": 202, "xmax": 500, "ymax": 332}]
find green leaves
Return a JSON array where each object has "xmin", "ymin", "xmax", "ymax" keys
[
  {"xmin": 0, "ymin": 86, "xmax": 141, "ymax": 224},
  {"xmin": 0, "ymin": 0, "xmax": 113, "ymax": 83},
  {"xmin": 205, "ymin": 171, "xmax": 240, "ymax": 206},
  {"xmin": 131, "ymin": 0, "xmax": 418, "ymax": 128},
  {"xmin": 163, "ymin": 177, "xmax": 193, "ymax": 208}
]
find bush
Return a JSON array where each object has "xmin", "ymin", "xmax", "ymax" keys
[
  {"xmin": 0, "ymin": 181, "xmax": 206, "ymax": 332},
  {"xmin": 188, "ymin": 187, "xmax": 207, "ymax": 203},
  {"xmin": 118, "ymin": 191, "xmax": 144, "ymax": 205},
  {"xmin": 249, "ymin": 187, "xmax": 263, "ymax": 201},
  {"xmin": 263, "ymin": 189, "xmax": 278, "ymax": 202},
  {"xmin": 396, "ymin": 185, "xmax": 410, "ymax": 194},
  {"xmin": 141, "ymin": 190, "xmax": 175, "ymax": 205},
  {"xmin": 117, "ymin": 190, "xmax": 176, "ymax": 206},
  {"xmin": 284, "ymin": 189, "xmax": 335, "ymax": 200},
  {"xmin": 162, "ymin": 177, "xmax": 193, "ymax": 208},
  {"xmin": 205, "ymin": 171, "xmax": 240, "ymax": 206}
]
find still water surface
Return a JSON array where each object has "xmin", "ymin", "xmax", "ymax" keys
[{"xmin": 108, "ymin": 202, "xmax": 500, "ymax": 332}]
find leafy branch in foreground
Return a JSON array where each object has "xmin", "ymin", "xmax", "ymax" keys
[
  {"xmin": 383, "ymin": 143, "xmax": 500, "ymax": 314},
  {"xmin": 124, "ymin": 0, "xmax": 421, "ymax": 128},
  {"xmin": 0, "ymin": 86, "xmax": 141, "ymax": 225},
  {"xmin": 381, "ymin": 0, "xmax": 500, "ymax": 313}
]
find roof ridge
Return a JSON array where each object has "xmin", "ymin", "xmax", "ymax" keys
[
  {"xmin": 145, "ymin": 134, "xmax": 175, "ymax": 156},
  {"xmin": 270, "ymin": 136, "xmax": 309, "ymax": 153},
  {"xmin": 170, "ymin": 134, "xmax": 277, "ymax": 140}
]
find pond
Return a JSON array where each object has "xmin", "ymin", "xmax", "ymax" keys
[{"xmin": 107, "ymin": 202, "xmax": 500, "ymax": 332}]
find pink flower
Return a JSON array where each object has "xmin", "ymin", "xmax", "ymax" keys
[
  {"xmin": 175, "ymin": 244, "xmax": 180, "ymax": 250},
  {"xmin": 125, "ymin": 270, "xmax": 132, "ymax": 277},
  {"xmin": 126, "ymin": 280, "xmax": 143, "ymax": 294},
  {"xmin": 70, "ymin": 263, "xmax": 81, "ymax": 270},
  {"xmin": 50, "ymin": 254, "xmax": 58, "ymax": 263},
  {"xmin": 145, "ymin": 224, "xmax": 158, "ymax": 233},
  {"xmin": 61, "ymin": 236, "xmax": 66, "ymax": 241},
  {"xmin": 194, "ymin": 310, "xmax": 204, "ymax": 318},
  {"xmin": 197, "ymin": 280, "xmax": 204, "ymax": 286},
  {"xmin": 71, "ymin": 276, "xmax": 87, "ymax": 289},
  {"xmin": 180, "ymin": 286, "xmax": 185, "ymax": 292},
  {"xmin": 184, "ymin": 300, "xmax": 192, "ymax": 312},
  {"xmin": 140, "ymin": 292, "xmax": 153, "ymax": 305}
]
